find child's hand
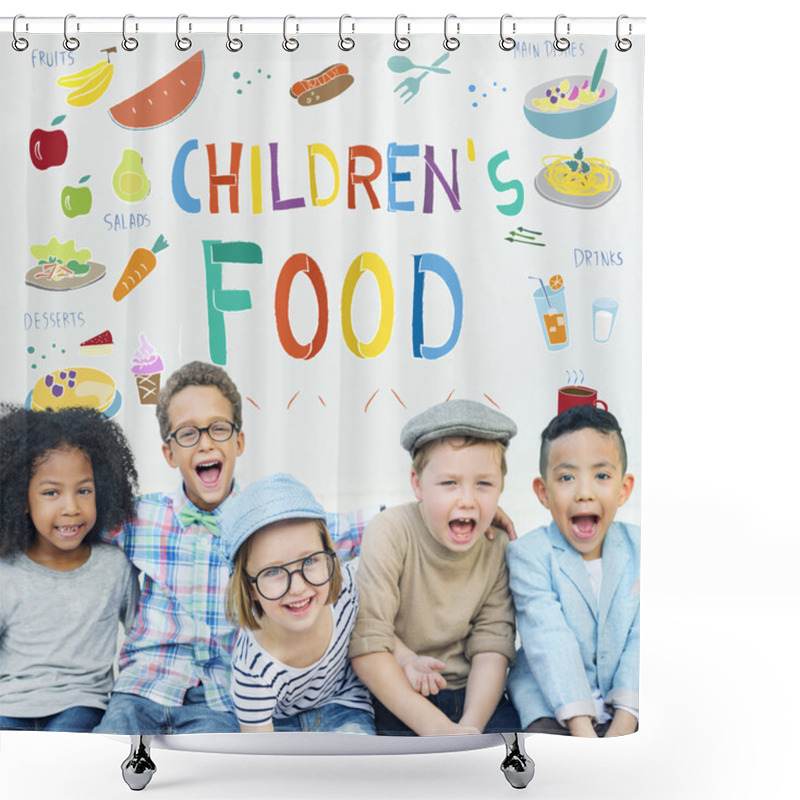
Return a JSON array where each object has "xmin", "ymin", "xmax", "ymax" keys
[
  {"xmin": 605, "ymin": 708, "xmax": 638, "ymax": 737},
  {"xmin": 566, "ymin": 715, "xmax": 598, "ymax": 738},
  {"xmin": 401, "ymin": 656, "xmax": 448, "ymax": 696},
  {"xmin": 422, "ymin": 719, "xmax": 481, "ymax": 736},
  {"xmin": 453, "ymin": 723, "xmax": 482, "ymax": 735},
  {"xmin": 488, "ymin": 505, "xmax": 517, "ymax": 540}
]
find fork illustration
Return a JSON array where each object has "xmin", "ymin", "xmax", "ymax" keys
[{"xmin": 393, "ymin": 52, "xmax": 450, "ymax": 104}]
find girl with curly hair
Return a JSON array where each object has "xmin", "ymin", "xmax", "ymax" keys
[{"xmin": 0, "ymin": 404, "xmax": 140, "ymax": 732}]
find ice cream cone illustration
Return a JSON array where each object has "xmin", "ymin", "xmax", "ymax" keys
[{"xmin": 131, "ymin": 333, "xmax": 164, "ymax": 405}]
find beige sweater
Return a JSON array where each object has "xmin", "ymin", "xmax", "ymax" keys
[{"xmin": 348, "ymin": 502, "xmax": 516, "ymax": 689}]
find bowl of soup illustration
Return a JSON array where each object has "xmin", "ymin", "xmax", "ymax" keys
[{"xmin": 523, "ymin": 75, "xmax": 617, "ymax": 139}]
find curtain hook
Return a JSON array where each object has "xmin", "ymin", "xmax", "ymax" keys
[
  {"xmin": 615, "ymin": 15, "xmax": 632, "ymax": 52},
  {"xmin": 122, "ymin": 14, "xmax": 139, "ymax": 51},
  {"xmin": 394, "ymin": 14, "xmax": 410, "ymax": 51},
  {"xmin": 553, "ymin": 14, "xmax": 570, "ymax": 52},
  {"xmin": 443, "ymin": 14, "xmax": 460, "ymax": 51},
  {"xmin": 339, "ymin": 14, "xmax": 355, "ymax": 51},
  {"xmin": 12, "ymin": 14, "xmax": 29, "ymax": 51},
  {"xmin": 176, "ymin": 14, "xmax": 192, "ymax": 51},
  {"xmin": 64, "ymin": 13, "xmax": 80, "ymax": 51},
  {"xmin": 227, "ymin": 15, "xmax": 243, "ymax": 51},
  {"xmin": 499, "ymin": 14, "xmax": 515, "ymax": 51},
  {"xmin": 283, "ymin": 15, "xmax": 299, "ymax": 52}
]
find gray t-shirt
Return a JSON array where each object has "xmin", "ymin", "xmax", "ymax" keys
[{"xmin": 0, "ymin": 542, "xmax": 139, "ymax": 717}]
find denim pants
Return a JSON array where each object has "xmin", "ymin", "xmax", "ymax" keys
[
  {"xmin": 93, "ymin": 684, "xmax": 239, "ymax": 734},
  {"xmin": 273, "ymin": 702, "xmax": 375, "ymax": 735},
  {"xmin": 0, "ymin": 705, "xmax": 105, "ymax": 732},
  {"xmin": 372, "ymin": 688, "xmax": 520, "ymax": 736}
]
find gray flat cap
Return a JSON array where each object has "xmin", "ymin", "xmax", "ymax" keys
[{"xmin": 400, "ymin": 399, "xmax": 517, "ymax": 455}]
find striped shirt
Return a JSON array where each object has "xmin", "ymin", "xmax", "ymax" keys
[
  {"xmin": 102, "ymin": 483, "xmax": 376, "ymax": 712},
  {"xmin": 231, "ymin": 562, "xmax": 372, "ymax": 726}
]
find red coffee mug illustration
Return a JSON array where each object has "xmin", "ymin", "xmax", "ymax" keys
[{"xmin": 558, "ymin": 385, "xmax": 608, "ymax": 414}]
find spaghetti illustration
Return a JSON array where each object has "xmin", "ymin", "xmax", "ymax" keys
[{"xmin": 534, "ymin": 147, "xmax": 621, "ymax": 209}]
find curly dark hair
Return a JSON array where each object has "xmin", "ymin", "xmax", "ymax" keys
[
  {"xmin": 155, "ymin": 361, "xmax": 242, "ymax": 442},
  {"xmin": 0, "ymin": 404, "xmax": 139, "ymax": 559}
]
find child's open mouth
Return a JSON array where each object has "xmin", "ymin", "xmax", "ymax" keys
[
  {"xmin": 449, "ymin": 518, "xmax": 476, "ymax": 542},
  {"xmin": 571, "ymin": 515, "xmax": 600, "ymax": 540},
  {"xmin": 195, "ymin": 460, "xmax": 222, "ymax": 487},
  {"xmin": 55, "ymin": 524, "xmax": 84, "ymax": 539},
  {"xmin": 283, "ymin": 596, "xmax": 313, "ymax": 615}
]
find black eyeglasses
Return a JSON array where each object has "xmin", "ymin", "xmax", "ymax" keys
[
  {"xmin": 247, "ymin": 551, "xmax": 335, "ymax": 601},
  {"xmin": 165, "ymin": 420, "xmax": 239, "ymax": 448}
]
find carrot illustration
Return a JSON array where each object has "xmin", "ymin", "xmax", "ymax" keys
[{"xmin": 112, "ymin": 234, "xmax": 169, "ymax": 301}]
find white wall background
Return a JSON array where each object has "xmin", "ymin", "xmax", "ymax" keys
[{"xmin": 2, "ymin": 1, "xmax": 797, "ymax": 798}]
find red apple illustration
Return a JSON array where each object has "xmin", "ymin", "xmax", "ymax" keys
[
  {"xmin": 61, "ymin": 175, "xmax": 92, "ymax": 218},
  {"xmin": 29, "ymin": 115, "xmax": 68, "ymax": 170}
]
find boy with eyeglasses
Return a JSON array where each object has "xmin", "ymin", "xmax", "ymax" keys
[{"xmin": 94, "ymin": 361, "xmax": 377, "ymax": 735}]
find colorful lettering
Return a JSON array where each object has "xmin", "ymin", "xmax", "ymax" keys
[
  {"xmin": 203, "ymin": 240, "xmax": 263, "ymax": 364},
  {"xmin": 411, "ymin": 253, "xmax": 463, "ymax": 359},
  {"xmin": 341, "ymin": 252, "xmax": 395, "ymax": 359},
  {"xmin": 275, "ymin": 253, "xmax": 328, "ymax": 360},
  {"xmin": 172, "ymin": 139, "xmax": 201, "ymax": 213},
  {"xmin": 487, "ymin": 150, "xmax": 524, "ymax": 216},
  {"xmin": 308, "ymin": 143, "xmax": 340, "ymax": 208}
]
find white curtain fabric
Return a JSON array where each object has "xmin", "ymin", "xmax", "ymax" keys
[{"xmin": 1, "ymin": 30, "xmax": 643, "ymax": 528}]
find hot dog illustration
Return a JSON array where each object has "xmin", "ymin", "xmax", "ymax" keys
[{"xmin": 290, "ymin": 64, "xmax": 354, "ymax": 106}]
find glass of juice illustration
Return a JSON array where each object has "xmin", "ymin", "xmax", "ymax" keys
[
  {"xmin": 532, "ymin": 275, "xmax": 569, "ymax": 351},
  {"xmin": 592, "ymin": 297, "xmax": 619, "ymax": 343}
]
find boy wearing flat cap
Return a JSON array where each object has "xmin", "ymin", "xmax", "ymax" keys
[{"xmin": 349, "ymin": 400, "xmax": 520, "ymax": 736}]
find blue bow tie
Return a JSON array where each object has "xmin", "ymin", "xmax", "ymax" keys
[{"xmin": 178, "ymin": 505, "xmax": 219, "ymax": 535}]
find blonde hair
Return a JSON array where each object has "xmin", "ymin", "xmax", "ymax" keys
[
  {"xmin": 226, "ymin": 518, "xmax": 342, "ymax": 631},
  {"xmin": 412, "ymin": 435, "xmax": 508, "ymax": 479}
]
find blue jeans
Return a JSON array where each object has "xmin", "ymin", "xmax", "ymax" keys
[
  {"xmin": 274, "ymin": 702, "xmax": 375, "ymax": 735},
  {"xmin": 0, "ymin": 705, "xmax": 105, "ymax": 732},
  {"xmin": 93, "ymin": 684, "xmax": 239, "ymax": 734},
  {"xmin": 373, "ymin": 688, "xmax": 520, "ymax": 736}
]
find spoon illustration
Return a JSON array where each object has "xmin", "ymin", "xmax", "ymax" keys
[
  {"xmin": 387, "ymin": 54, "xmax": 451, "ymax": 74},
  {"xmin": 590, "ymin": 48, "xmax": 608, "ymax": 92}
]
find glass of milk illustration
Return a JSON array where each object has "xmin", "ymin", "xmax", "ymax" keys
[
  {"xmin": 592, "ymin": 297, "xmax": 619, "ymax": 343},
  {"xmin": 532, "ymin": 276, "xmax": 569, "ymax": 351}
]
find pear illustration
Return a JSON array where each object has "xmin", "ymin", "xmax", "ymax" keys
[{"xmin": 112, "ymin": 149, "xmax": 150, "ymax": 203}]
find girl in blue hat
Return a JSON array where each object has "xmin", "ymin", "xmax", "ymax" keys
[{"xmin": 221, "ymin": 473, "xmax": 374, "ymax": 733}]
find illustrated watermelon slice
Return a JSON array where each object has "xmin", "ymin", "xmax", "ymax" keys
[{"xmin": 109, "ymin": 51, "xmax": 204, "ymax": 130}]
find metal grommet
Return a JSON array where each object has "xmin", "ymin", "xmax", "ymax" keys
[
  {"xmin": 443, "ymin": 14, "xmax": 460, "ymax": 51},
  {"xmin": 176, "ymin": 14, "xmax": 192, "ymax": 51},
  {"xmin": 283, "ymin": 15, "xmax": 299, "ymax": 52},
  {"xmin": 227, "ymin": 15, "xmax": 243, "ymax": 52},
  {"xmin": 12, "ymin": 15, "xmax": 29, "ymax": 51},
  {"xmin": 122, "ymin": 14, "xmax": 139, "ymax": 51},
  {"xmin": 338, "ymin": 14, "xmax": 355, "ymax": 51},
  {"xmin": 394, "ymin": 14, "xmax": 410, "ymax": 51},
  {"xmin": 615, "ymin": 15, "xmax": 632, "ymax": 52},
  {"xmin": 553, "ymin": 14, "xmax": 570, "ymax": 52},
  {"xmin": 499, "ymin": 14, "xmax": 515, "ymax": 51},
  {"xmin": 64, "ymin": 13, "xmax": 80, "ymax": 51}
]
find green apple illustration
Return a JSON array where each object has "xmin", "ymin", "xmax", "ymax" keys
[{"xmin": 61, "ymin": 175, "xmax": 92, "ymax": 218}]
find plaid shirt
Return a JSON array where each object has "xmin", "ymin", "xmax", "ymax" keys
[{"xmin": 102, "ymin": 483, "xmax": 377, "ymax": 712}]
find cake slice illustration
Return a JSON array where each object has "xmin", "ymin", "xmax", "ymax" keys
[
  {"xmin": 130, "ymin": 333, "xmax": 164, "ymax": 405},
  {"xmin": 80, "ymin": 329, "xmax": 113, "ymax": 355}
]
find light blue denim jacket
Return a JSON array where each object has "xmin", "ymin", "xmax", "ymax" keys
[{"xmin": 506, "ymin": 521, "xmax": 640, "ymax": 728}]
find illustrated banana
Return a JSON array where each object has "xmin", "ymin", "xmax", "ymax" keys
[
  {"xmin": 57, "ymin": 60, "xmax": 114, "ymax": 106},
  {"xmin": 56, "ymin": 60, "xmax": 107, "ymax": 88},
  {"xmin": 68, "ymin": 63, "xmax": 114, "ymax": 106}
]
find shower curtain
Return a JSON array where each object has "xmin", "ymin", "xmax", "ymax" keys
[{"xmin": 0, "ymin": 19, "xmax": 644, "ymax": 737}]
